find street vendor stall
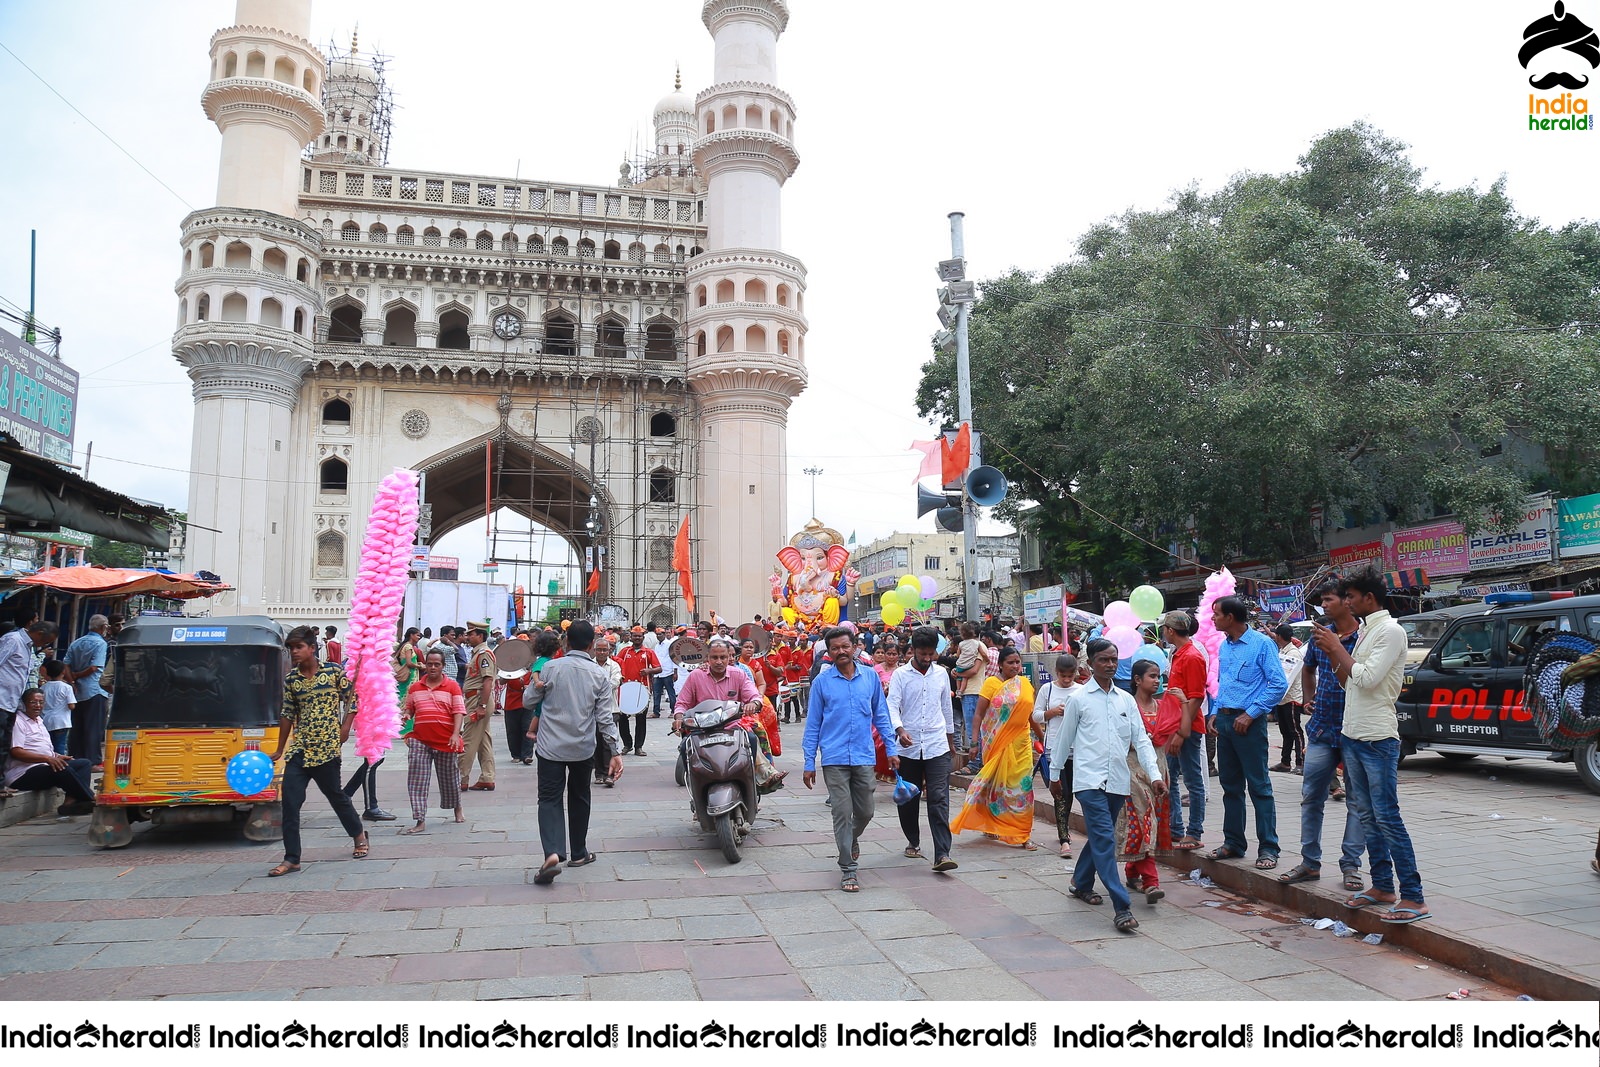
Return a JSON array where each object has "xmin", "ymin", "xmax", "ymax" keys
[{"xmin": 10, "ymin": 567, "xmax": 231, "ymax": 646}]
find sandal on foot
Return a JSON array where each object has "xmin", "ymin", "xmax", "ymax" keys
[
  {"xmin": 568, "ymin": 852, "xmax": 600, "ymax": 868},
  {"xmin": 1380, "ymin": 905, "xmax": 1431, "ymax": 925},
  {"xmin": 1344, "ymin": 891, "xmax": 1393, "ymax": 910},
  {"xmin": 1068, "ymin": 886, "xmax": 1104, "ymax": 906},
  {"xmin": 903, "ymin": 846, "xmax": 924, "ymax": 859},
  {"xmin": 931, "ymin": 857, "xmax": 958, "ymax": 873},
  {"xmin": 533, "ymin": 857, "xmax": 562, "ymax": 885},
  {"xmin": 1254, "ymin": 854, "xmax": 1279, "ymax": 871},
  {"xmin": 1173, "ymin": 836, "xmax": 1203, "ymax": 851},
  {"xmin": 1207, "ymin": 846, "xmax": 1245, "ymax": 861},
  {"xmin": 1018, "ymin": 840, "xmax": 1039, "ymax": 851},
  {"xmin": 1114, "ymin": 910, "xmax": 1140, "ymax": 932},
  {"xmin": 267, "ymin": 862, "xmax": 300, "ymax": 877},
  {"xmin": 840, "ymin": 875, "xmax": 860, "ymax": 893},
  {"xmin": 1342, "ymin": 871, "xmax": 1364, "ymax": 892},
  {"xmin": 1144, "ymin": 885, "xmax": 1165, "ymax": 904},
  {"xmin": 398, "ymin": 824, "xmax": 426, "ymax": 836},
  {"xmin": 352, "ymin": 834, "xmax": 370, "ymax": 859},
  {"xmin": 1058, "ymin": 842, "xmax": 1073, "ymax": 858},
  {"xmin": 1278, "ymin": 863, "xmax": 1320, "ymax": 884}
]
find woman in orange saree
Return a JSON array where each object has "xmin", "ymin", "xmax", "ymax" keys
[{"xmin": 950, "ymin": 647, "xmax": 1038, "ymax": 848}]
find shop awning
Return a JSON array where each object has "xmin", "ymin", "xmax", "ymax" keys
[
  {"xmin": 17, "ymin": 567, "xmax": 230, "ymax": 600},
  {"xmin": 1384, "ymin": 567, "xmax": 1430, "ymax": 592},
  {"xmin": 0, "ymin": 433, "xmax": 170, "ymax": 550}
]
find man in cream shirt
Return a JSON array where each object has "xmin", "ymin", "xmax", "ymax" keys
[{"xmin": 1311, "ymin": 569, "xmax": 1428, "ymax": 925}]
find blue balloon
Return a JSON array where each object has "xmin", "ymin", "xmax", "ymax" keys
[{"xmin": 227, "ymin": 750, "xmax": 275, "ymax": 797}]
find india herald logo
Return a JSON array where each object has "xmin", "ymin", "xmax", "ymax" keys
[{"xmin": 1520, "ymin": 2, "xmax": 1600, "ymax": 88}]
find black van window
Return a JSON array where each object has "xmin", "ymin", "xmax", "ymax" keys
[
  {"xmin": 1586, "ymin": 612, "xmax": 1600, "ymax": 639},
  {"xmin": 1437, "ymin": 620, "xmax": 1493, "ymax": 668},
  {"xmin": 1504, "ymin": 614, "xmax": 1568, "ymax": 667}
]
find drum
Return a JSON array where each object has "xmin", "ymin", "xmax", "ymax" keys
[{"xmin": 618, "ymin": 680, "xmax": 650, "ymax": 715}]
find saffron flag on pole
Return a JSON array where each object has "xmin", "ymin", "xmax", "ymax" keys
[
  {"xmin": 586, "ymin": 566, "xmax": 600, "ymax": 595},
  {"xmin": 941, "ymin": 423, "xmax": 971, "ymax": 486},
  {"xmin": 909, "ymin": 440, "xmax": 941, "ymax": 483},
  {"xmin": 673, "ymin": 514, "xmax": 695, "ymax": 614}
]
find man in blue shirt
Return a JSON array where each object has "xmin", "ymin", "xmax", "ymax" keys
[
  {"xmin": 63, "ymin": 615, "xmax": 111, "ymax": 768},
  {"xmin": 803, "ymin": 626, "xmax": 909, "ymax": 893},
  {"xmin": 1207, "ymin": 597, "xmax": 1287, "ymax": 869}
]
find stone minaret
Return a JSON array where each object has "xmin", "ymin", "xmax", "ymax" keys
[
  {"xmin": 173, "ymin": 0, "xmax": 324, "ymax": 607},
  {"xmin": 685, "ymin": 0, "xmax": 808, "ymax": 620}
]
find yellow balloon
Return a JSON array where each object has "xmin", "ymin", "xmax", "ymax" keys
[
  {"xmin": 880, "ymin": 589, "xmax": 901, "ymax": 609},
  {"xmin": 882, "ymin": 603, "xmax": 906, "ymax": 626}
]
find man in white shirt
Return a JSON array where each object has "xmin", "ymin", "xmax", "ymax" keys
[
  {"xmin": 1051, "ymin": 637, "xmax": 1166, "ymax": 934},
  {"xmin": 1270, "ymin": 625, "xmax": 1307, "ymax": 773},
  {"xmin": 1311, "ymin": 569, "xmax": 1427, "ymax": 926},
  {"xmin": 887, "ymin": 626, "xmax": 958, "ymax": 873}
]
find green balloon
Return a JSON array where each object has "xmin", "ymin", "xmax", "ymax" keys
[
  {"xmin": 917, "ymin": 597, "xmax": 933, "ymax": 611},
  {"xmin": 1129, "ymin": 584, "xmax": 1165, "ymax": 623}
]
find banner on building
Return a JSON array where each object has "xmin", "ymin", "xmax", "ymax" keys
[
  {"xmin": 1022, "ymin": 584, "xmax": 1063, "ymax": 625},
  {"xmin": 1386, "ymin": 521, "xmax": 1469, "ymax": 577},
  {"xmin": 1329, "ymin": 540, "xmax": 1385, "ymax": 569},
  {"xmin": 1467, "ymin": 500, "xmax": 1553, "ymax": 571},
  {"xmin": 0, "ymin": 326, "xmax": 78, "ymax": 464},
  {"xmin": 1259, "ymin": 584, "xmax": 1306, "ymax": 621},
  {"xmin": 1559, "ymin": 493, "xmax": 1600, "ymax": 559}
]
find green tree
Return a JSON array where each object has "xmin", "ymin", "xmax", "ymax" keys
[
  {"xmin": 87, "ymin": 536, "xmax": 145, "ymax": 568},
  {"xmin": 918, "ymin": 124, "xmax": 1600, "ymax": 582}
]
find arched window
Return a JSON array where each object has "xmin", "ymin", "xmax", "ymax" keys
[
  {"xmin": 316, "ymin": 531, "xmax": 345, "ymax": 572},
  {"xmin": 183, "ymin": 249, "xmax": 192, "ymax": 272},
  {"xmin": 220, "ymin": 292, "xmax": 248, "ymax": 322},
  {"xmin": 328, "ymin": 304, "xmax": 363, "ymax": 342},
  {"xmin": 322, "ymin": 397, "xmax": 351, "ymax": 424},
  {"xmin": 273, "ymin": 56, "xmax": 295, "ymax": 83},
  {"xmin": 715, "ymin": 280, "xmax": 734, "ymax": 303},
  {"xmin": 502, "ymin": 233, "xmax": 518, "ymax": 252},
  {"xmin": 196, "ymin": 294, "xmax": 210, "ymax": 321},
  {"xmin": 653, "ymin": 244, "xmax": 671, "ymax": 263},
  {"xmin": 577, "ymin": 238, "xmax": 596, "ymax": 258},
  {"xmin": 745, "ymin": 325, "xmax": 767, "ymax": 352},
  {"xmin": 746, "ymin": 105, "xmax": 762, "ymax": 128},
  {"xmin": 223, "ymin": 52, "xmax": 237, "ymax": 78},
  {"xmin": 649, "ymin": 537, "xmax": 672, "ymax": 571},
  {"xmin": 650, "ymin": 412, "xmax": 676, "ymax": 437},
  {"xmin": 690, "ymin": 245, "xmax": 704, "ymax": 257},
  {"xmin": 603, "ymin": 240, "xmax": 621, "ymax": 260},
  {"xmin": 529, "ymin": 235, "xmax": 545, "ymax": 255},
  {"xmin": 338, "ymin": 221, "xmax": 357, "ymax": 241},
  {"xmin": 544, "ymin": 315, "xmax": 576, "ymax": 357},
  {"xmin": 744, "ymin": 279, "xmax": 767, "ymax": 303},
  {"xmin": 319, "ymin": 457, "xmax": 348, "ymax": 494},
  {"xmin": 263, "ymin": 248, "xmax": 287, "ymax": 275},
  {"xmin": 438, "ymin": 308, "xmax": 470, "ymax": 350},
  {"xmin": 695, "ymin": 285, "xmax": 707, "ymax": 307},
  {"xmin": 245, "ymin": 51, "xmax": 265, "ymax": 78},
  {"xmin": 695, "ymin": 330, "xmax": 706, "ymax": 357},
  {"xmin": 448, "ymin": 229, "xmax": 467, "ymax": 249},
  {"xmin": 715, "ymin": 326, "xmax": 734, "ymax": 352},
  {"xmin": 628, "ymin": 243, "xmax": 646, "ymax": 264},
  {"xmin": 260, "ymin": 297, "xmax": 284, "ymax": 328},
  {"xmin": 551, "ymin": 237, "xmax": 569, "ymax": 256},
  {"xmin": 369, "ymin": 224, "xmax": 387, "ymax": 243},
  {"xmin": 649, "ymin": 468, "xmax": 676, "ymax": 504},
  {"xmin": 721, "ymin": 104, "xmax": 737, "ymax": 128},
  {"xmin": 645, "ymin": 322, "xmax": 676, "ymax": 360},
  {"xmin": 778, "ymin": 329, "xmax": 791, "ymax": 355},
  {"xmin": 198, "ymin": 242, "xmax": 215, "ymax": 268},
  {"xmin": 770, "ymin": 108, "xmax": 781, "ymax": 132},
  {"xmin": 303, "ymin": 69, "xmax": 316, "ymax": 93},
  {"xmin": 396, "ymin": 226, "xmax": 415, "ymax": 246},
  {"xmin": 776, "ymin": 284, "xmax": 791, "ymax": 307},
  {"xmin": 423, "ymin": 227, "xmax": 442, "ymax": 247},
  {"xmin": 704, "ymin": 111, "xmax": 715, "ymax": 134},
  {"xmin": 597, "ymin": 319, "xmax": 626, "ymax": 357},
  {"xmin": 293, "ymin": 308, "xmax": 306, "ymax": 334},
  {"xmin": 383, "ymin": 306, "xmax": 417, "ymax": 346},
  {"xmin": 476, "ymin": 230, "xmax": 493, "ymax": 250},
  {"xmin": 296, "ymin": 257, "xmax": 310, "ymax": 281},
  {"xmin": 675, "ymin": 244, "xmax": 685, "ymax": 262},
  {"xmin": 177, "ymin": 299, "xmax": 187, "ymax": 328},
  {"xmin": 224, "ymin": 241, "xmax": 250, "ymax": 268}
]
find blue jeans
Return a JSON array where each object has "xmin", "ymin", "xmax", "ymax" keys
[
  {"xmin": 1215, "ymin": 710, "xmax": 1277, "ymax": 857},
  {"xmin": 959, "ymin": 694, "xmax": 979, "ymax": 753},
  {"xmin": 650, "ymin": 673, "xmax": 677, "ymax": 716},
  {"xmin": 1073, "ymin": 788, "xmax": 1131, "ymax": 914},
  {"xmin": 1341, "ymin": 735, "xmax": 1424, "ymax": 903},
  {"xmin": 1299, "ymin": 739, "xmax": 1365, "ymax": 872},
  {"xmin": 1166, "ymin": 730, "xmax": 1206, "ymax": 841}
]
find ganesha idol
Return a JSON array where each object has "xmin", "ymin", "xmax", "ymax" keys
[{"xmin": 769, "ymin": 520, "xmax": 860, "ymax": 629}]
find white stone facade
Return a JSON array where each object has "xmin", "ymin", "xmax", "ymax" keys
[{"xmin": 175, "ymin": 0, "xmax": 807, "ymax": 631}]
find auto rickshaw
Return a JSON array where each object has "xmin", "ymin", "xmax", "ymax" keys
[{"xmin": 88, "ymin": 615, "xmax": 289, "ymax": 848}]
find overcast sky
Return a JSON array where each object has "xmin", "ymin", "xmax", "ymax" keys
[{"xmin": 2, "ymin": 0, "xmax": 1595, "ymax": 577}]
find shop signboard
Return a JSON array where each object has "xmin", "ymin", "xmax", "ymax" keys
[
  {"xmin": 1468, "ymin": 500, "xmax": 1553, "ymax": 571},
  {"xmin": 1259, "ymin": 584, "xmax": 1306, "ymax": 621},
  {"xmin": 1022, "ymin": 584, "xmax": 1063, "ymax": 625},
  {"xmin": 0, "ymin": 327, "xmax": 78, "ymax": 464},
  {"xmin": 1386, "ymin": 521, "xmax": 1470, "ymax": 577},
  {"xmin": 1329, "ymin": 540, "xmax": 1385, "ymax": 568},
  {"xmin": 1558, "ymin": 493, "xmax": 1600, "ymax": 559}
]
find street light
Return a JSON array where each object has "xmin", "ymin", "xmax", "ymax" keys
[{"xmin": 802, "ymin": 466, "xmax": 823, "ymax": 518}]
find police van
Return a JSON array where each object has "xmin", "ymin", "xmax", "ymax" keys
[{"xmin": 1394, "ymin": 592, "xmax": 1600, "ymax": 794}]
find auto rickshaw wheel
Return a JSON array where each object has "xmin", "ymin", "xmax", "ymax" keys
[
  {"xmin": 87, "ymin": 805, "xmax": 133, "ymax": 849},
  {"xmin": 243, "ymin": 801, "xmax": 284, "ymax": 842}
]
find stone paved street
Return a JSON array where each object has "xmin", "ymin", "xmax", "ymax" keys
[{"xmin": 0, "ymin": 727, "xmax": 1580, "ymax": 1001}]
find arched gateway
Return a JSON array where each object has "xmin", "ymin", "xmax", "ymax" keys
[{"xmin": 175, "ymin": 0, "xmax": 807, "ymax": 629}]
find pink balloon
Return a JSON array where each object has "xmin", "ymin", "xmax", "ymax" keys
[
  {"xmin": 1107, "ymin": 625, "xmax": 1142, "ymax": 658},
  {"xmin": 1104, "ymin": 600, "xmax": 1138, "ymax": 630}
]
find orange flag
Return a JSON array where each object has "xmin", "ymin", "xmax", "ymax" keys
[
  {"xmin": 673, "ymin": 514, "xmax": 695, "ymax": 614},
  {"xmin": 941, "ymin": 422, "xmax": 971, "ymax": 485},
  {"xmin": 586, "ymin": 567, "xmax": 600, "ymax": 595}
]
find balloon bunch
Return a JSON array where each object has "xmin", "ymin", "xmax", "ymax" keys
[
  {"xmin": 344, "ymin": 468, "xmax": 421, "ymax": 761},
  {"xmin": 879, "ymin": 573, "xmax": 938, "ymax": 626},
  {"xmin": 1193, "ymin": 567, "xmax": 1236, "ymax": 699},
  {"xmin": 1101, "ymin": 583, "xmax": 1165, "ymax": 658}
]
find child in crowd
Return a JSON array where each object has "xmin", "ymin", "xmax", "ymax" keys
[
  {"xmin": 40, "ymin": 659, "xmax": 76, "ymax": 756},
  {"xmin": 1034, "ymin": 653, "xmax": 1082, "ymax": 858}
]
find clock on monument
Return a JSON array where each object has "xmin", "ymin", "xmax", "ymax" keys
[{"xmin": 493, "ymin": 312, "xmax": 522, "ymax": 340}]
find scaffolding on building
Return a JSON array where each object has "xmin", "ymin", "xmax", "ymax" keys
[{"xmin": 314, "ymin": 34, "xmax": 395, "ymax": 166}]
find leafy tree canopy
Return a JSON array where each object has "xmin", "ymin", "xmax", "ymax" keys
[
  {"xmin": 87, "ymin": 536, "xmax": 145, "ymax": 569},
  {"xmin": 918, "ymin": 124, "xmax": 1600, "ymax": 587}
]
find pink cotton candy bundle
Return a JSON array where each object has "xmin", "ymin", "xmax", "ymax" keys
[
  {"xmin": 344, "ymin": 468, "xmax": 421, "ymax": 760},
  {"xmin": 1193, "ymin": 566, "xmax": 1236, "ymax": 698}
]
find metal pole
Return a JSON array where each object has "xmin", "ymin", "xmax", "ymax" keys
[
  {"xmin": 26, "ymin": 230, "xmax": 37, "ymax": 345},
  {"xmin": 950, "ymin": 212, "xmax": 980, "ymax": 624}
]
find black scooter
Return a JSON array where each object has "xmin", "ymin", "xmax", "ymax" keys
[{"xmin": 678, "ymin": 699, "xmax": 759, "ymax": 863}]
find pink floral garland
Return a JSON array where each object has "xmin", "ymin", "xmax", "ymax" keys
[
  {"xmin": 343, "ymin": 468, "xmax": 420, "ymax": 761},
  {"xmin": 1193, "ymin": 566, "xmax": 1236, "ymax": 699}
]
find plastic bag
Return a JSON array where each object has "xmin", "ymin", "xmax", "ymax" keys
[{"xmin": 893, "ymin": 775, "xmax": 922, "ymax": 806}]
